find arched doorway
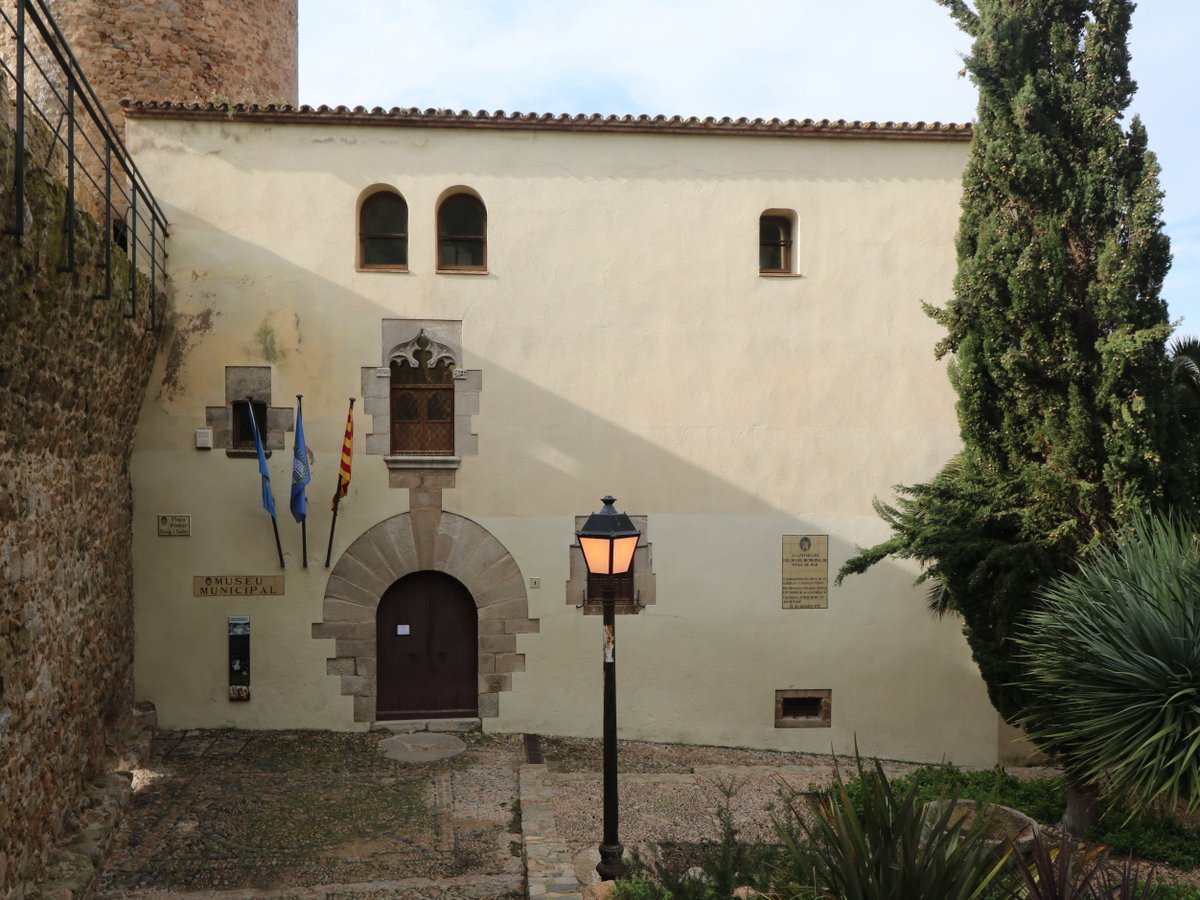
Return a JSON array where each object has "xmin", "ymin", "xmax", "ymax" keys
[
  {"xmin": 317, "ymin": 510, "xmax": 537, "ymax": 723},
  {"xmin": 376, "ymin": 571, "xmax": 478, "ymax": 720}
]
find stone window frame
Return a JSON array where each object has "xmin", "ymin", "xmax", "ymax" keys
[
  {"xmin": 566, "ymin": 516, "xmax": 655, "ymax": 615},
  {"xmin": 230, "ymin": 398, "xmax": 268, "ymax": 452},
  {"xmin": 362, "ymin": 320, "xmax": 480, "ymax": 489},
  {"xmin": 759, "ymin": 208, "xmax": 799, "ymax": 276},
  {"xmin": 205, "ymin": 366, "xmax": 294, "ymax": 457},
  {"xmin": 358, "ymin": 185, "xmax": 409, "ymax": 272}
]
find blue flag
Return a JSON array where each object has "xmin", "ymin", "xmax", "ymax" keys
[
  {"xmin": 290, "ymin": 398, "xmax": 311, "ymax": 523},
  {"xmin": 245, "ymin": 401, "xmax": 276, "ymax": 518}
]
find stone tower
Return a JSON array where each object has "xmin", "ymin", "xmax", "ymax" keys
[{"xmin": 43, "ymin": 0, "xmax": 298, "ymax": 124}]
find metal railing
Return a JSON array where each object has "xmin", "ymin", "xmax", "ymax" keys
[{"xmin": 1, "ymin": 0, "xmax": 168, "ymax": 329}]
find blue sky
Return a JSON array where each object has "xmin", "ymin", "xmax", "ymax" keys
[{"xmin": 298, "ymin": 1, "xmax": 1200, "ymax": 332}]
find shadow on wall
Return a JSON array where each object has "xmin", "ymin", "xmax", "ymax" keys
[{"xmin": 145, "ymin": 213, "xmax": 956, "ymax": 521}]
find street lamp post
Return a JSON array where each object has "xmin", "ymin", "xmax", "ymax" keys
[{"xmin": 576, "ymin": 495, "xmax": 641, "ymax": 882}]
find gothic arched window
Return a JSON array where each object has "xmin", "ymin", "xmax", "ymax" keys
[{"xmin": 390, "ymin": 332, "xmax": 455, "ymax": 455}]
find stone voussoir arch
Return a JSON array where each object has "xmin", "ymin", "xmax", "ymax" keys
[{"xmin": 313, "ymin": 510, "xmax": 538, "ymax": 722}]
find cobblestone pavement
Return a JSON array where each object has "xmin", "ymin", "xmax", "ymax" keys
[
  {"xmin": 100, "ymin": 730, "xmax": 1200, "ymax": 899},
  {"xmin": 540, "ymin": 737, "xmax": 926, "ymax": 858},
  {"xmin": 95, "ymin": 729, "xmax": 525, "ymax": 899}
]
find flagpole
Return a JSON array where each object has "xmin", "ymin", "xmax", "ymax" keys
[
  {"xmin": 325, "ymin": 474, "xmax": 342, "ymax": 568},
  {"xmin": 271, "ymin": 514, "xmax": 285, "ymax": 569},
  {"xmin": 325, "ymin": 397, "xmax": 355, "ymax": 568},
  {"xmin": 246, "ymin": 396, "xmax": 285, "ymax": 569},
  {"xmin": 297, "ymin": 394, "xmax": 308, "ymax": 568}
]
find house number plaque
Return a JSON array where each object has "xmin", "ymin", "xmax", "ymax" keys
[{"xmin": 782, "ymin": 535, "xmax": 829, "ymax": 609}]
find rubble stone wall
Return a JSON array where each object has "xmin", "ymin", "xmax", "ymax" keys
[
  {"xmin": 0, "ymin": 0, "xmax": 297, "ymax": 224},
  {"xmin": 41, "ymin": 0, "xmax": 298, "ymax": 116},
  {"xmin": 0, "ymin": 85, "xmax": 160, "ymax": 895}
]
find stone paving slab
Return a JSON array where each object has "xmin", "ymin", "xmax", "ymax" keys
[
  {"xmin": 380, "ymin": 733, "xmax": 468, "ymax": 763},
  {"xmin": 95, "ymin": 873, "xmax": 522, "ymax": 899},
  {"xmin": 518, "ymin": 764, "xmax": 584, "ymax": 900},
  {"xmin": 95, "ymin": 730, "xmax": 523, "ymax": 898}
]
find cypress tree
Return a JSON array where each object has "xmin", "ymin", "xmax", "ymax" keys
[{"xmin": 839, "ymin": 0, "xmax": 1192, "ymax": 723}]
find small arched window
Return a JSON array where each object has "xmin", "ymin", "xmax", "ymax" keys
[
  {"xmin": 759, "ymin": 212, "xmax": 795, "ymax": 274},
  {"xmin": 438, "ymin": 193, "xmax": 486, "ymax": 271},
  {"xmin": 360, "ymin": 190, "xmax": 408, "ymax": 269}
]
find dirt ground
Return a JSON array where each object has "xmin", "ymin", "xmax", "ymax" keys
[
  {"xmin": 95, "ymin": 729, "xmax": 525, "ymax": 898},
  {"xmin": 93, "ymin": 730, "xmax": 1200, "ymax": 897}
]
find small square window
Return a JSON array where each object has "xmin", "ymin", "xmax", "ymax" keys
[
  {"xmin": 774, "ymin": 689, "xmax": 831, "ymax": 728},
  {"xmin": 760, "ymin": 215, "xmax": 793, "ymax": 273},
  {"xmin": 231, "ymin": 399, "xmax": 268, "ymax": 453}
]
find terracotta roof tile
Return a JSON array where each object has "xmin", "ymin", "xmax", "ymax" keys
[{"xmin": 121, "ymin": 101, "xmax": 973, "ymax": 141}]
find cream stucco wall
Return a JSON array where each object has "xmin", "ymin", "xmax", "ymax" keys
[{"xmin": 127, "ymin": 113, "xmax": 1000, "ymax": 764}]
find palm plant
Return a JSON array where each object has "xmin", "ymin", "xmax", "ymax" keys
[
  {"xmin": 1169, "ymin": 336, "xmax": 1200, "ymax": 432},
  {"xmin": 1016, "ymin": 512, "xmax": 1200, "ymax": 827},
  {"xmin": 773, "ymin": 755, "xmax": 1015, "ymax": 900}
]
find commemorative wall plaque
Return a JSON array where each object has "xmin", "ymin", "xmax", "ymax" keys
[
  {"xmin": 157, "ymin": 514, "xmax": 191, "ymax": 536},
  {"xmin": 193, "ymin": 575, "xmax": 284, "ymax": 597},
  {"xmin": 782, "ymin": 534, "xmax": 829, "ymax": 609}
]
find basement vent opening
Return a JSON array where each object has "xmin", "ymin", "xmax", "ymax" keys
[
  {"xmin": 775, "ymin": 688, "xmax": 831, "ymax": 728},
  {"xmin": 781, "ymin": 696, "xmax": 821, "ymax": 718}
]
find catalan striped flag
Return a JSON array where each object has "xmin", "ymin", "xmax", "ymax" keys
[
  {"xmin": 325, "ymin": 398, "xmax": 356, "ymax": 567},
  {"xmin": 332, "ymin": 400, "xmax": 353, "ymax": 510}
]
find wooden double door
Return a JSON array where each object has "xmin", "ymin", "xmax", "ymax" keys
[{"xmin": 376, "ymin": 571, "xmax": 478, "ymax": 720}]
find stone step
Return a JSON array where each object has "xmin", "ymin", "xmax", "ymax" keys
[{"xmin": 370, "ymin": 717, "xmax": 481, "ymax": 734}]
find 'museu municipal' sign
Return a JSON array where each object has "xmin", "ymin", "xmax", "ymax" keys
[{"xmin": 193, "ymin": 575, "xmax": 284, "ymax": 597}]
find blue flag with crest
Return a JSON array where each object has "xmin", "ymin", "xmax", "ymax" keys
[
  {"xmin": 290, "ymin": 398, "xmax": 311, "ymax": 523},
  {"xmin": 245, "ymin": 401, "xmax": 277, "ymax": 519}
]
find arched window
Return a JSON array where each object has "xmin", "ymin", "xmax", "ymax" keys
[
  {"xmin": 438, "ymin": 193, "xmax": 486, "ymax": 271},
  {"xmin": 360, "ymin": 190, "xmax": 408, "ymax": 269},
  {"xmin": 759, "ymin": 212, "xmax": 795, "ymax": 274},
  {"xmin": 390, "ymin": 333, "xmax": 455, "ymax": 455}
]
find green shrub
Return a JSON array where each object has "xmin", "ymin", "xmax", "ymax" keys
[
  {"xmin": 611, "ymin": 877, "xmax": 674, "ymax": 900},
  {"xmin": 1091, "ymin": 806, "xmax": 1200, "ymax": 870},
  {"xmin": 833, "ymin": 763, "xmax": 1200, "ymax": 873},
  {"xmin": 617, "ymin": 777, "xmax": 798, "ymax": 900},
  {"xmin": 777, "ymin": 756, "xmax": 1016, "ymax": 900},
  {"xmin": 1154, "ymin": 885, "xmax": 1200, "ymax": 900},
  {"xmin": 831, "ymin": 764, "xmax": 1066, "ymax": 827}
]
